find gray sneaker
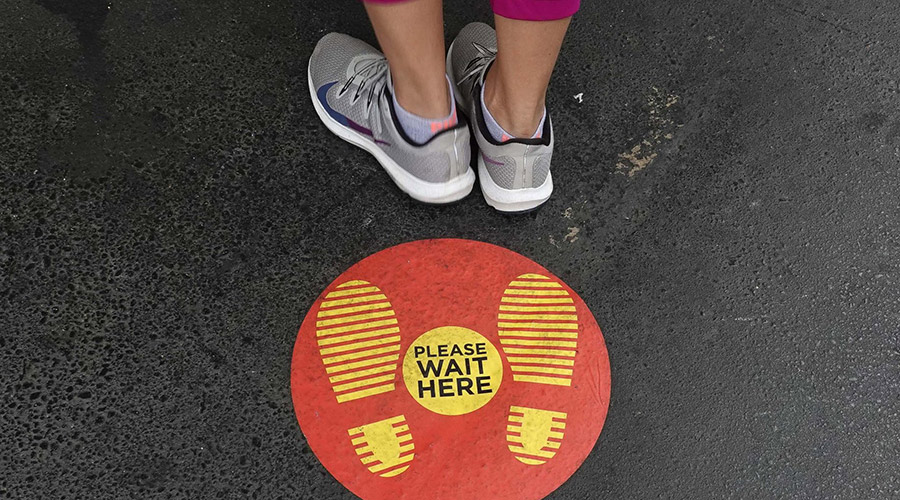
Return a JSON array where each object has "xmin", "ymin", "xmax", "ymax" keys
[
  {"xmin": 309, "ymin": 33, "xmax": 474, "ymax": 204},
  {"xmin": 447, "ymin": 23, "xmax": 554, "ymax": 212}
]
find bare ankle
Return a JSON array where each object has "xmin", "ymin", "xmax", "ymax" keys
[
  {"xmin": 483, "ymin": 68, "xmax": 545, "ymax": 138},
  {"xmin": 393, "ymin": 76, "xmax": 451, "ymax": 119}
]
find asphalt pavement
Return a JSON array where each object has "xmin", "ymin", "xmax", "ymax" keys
[{"xmin": 1, "ymin": 0, "xmax": 898, "ymax": 498}]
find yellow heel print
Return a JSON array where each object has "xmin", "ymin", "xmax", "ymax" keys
[
  {"xmin": 316, "ymin": 280, "xmax": 401, "ymax": 403},
  {"xmin": 499, "ymin": 273, "xmax": 578, "ymax": 386},
  {"xmin": 506, "ymin": 406, "xmax": 566, "ymax": 466},
  {"xmin": 348, "ymin": 415, "xmax": 415, "ymax": 477}
]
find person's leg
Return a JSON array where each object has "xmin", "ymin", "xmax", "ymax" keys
[
  {"xmin": 483, "ymin": 15, "xmax": 571, "ymax": 138},
  {"xmin": 446, "ymin": 1, "xmax": 578, "ymax": 211},
  {"xmin": 364, "ymin": 0, "xmax": 451, "ymax": 119}
]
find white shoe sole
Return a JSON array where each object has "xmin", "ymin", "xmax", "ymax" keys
[
  {"xmin": 478, "ymin": 156, "xmax": 553, "ymax": 213},
  {"xmin": 308, "ymin": 65, "xmax": 475, "ymax": 204}
]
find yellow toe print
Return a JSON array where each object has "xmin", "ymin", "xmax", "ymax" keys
[
  {"xmin": 506, "ymin": 406, "xmax": 566, "ymax": 465},
  {"xmin": 499, "ymin": 273, "xmax": 578, "ymax": 386},
  {"xmin": 348, "ymin": 415, "xmax": 415, "ymax": 477},
  {"xmin": 316, "ymin": 280, "xmax": 401, "ymax": 403}
]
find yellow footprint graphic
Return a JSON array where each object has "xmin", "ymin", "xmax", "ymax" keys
[
  {"xmin": 506, "ymin": 406, "xmax": 566, "ymax": 466},
  {"xmin": 498, "ymin": 273, "xmax": 578, "ymax": 386},
  {"xmin": 348, "ymin": 415, "xmax": 415, "ymax": 477},
  {"xmin": 316, "ymin": 280, "xmax": 401, "ymax": 403}
]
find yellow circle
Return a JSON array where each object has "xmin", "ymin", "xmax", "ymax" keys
[{"xmin": 402, "ymin": 326, "xmax": 503, "ymax": 416}]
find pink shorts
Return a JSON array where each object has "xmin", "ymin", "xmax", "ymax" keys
[{"xmin": 364, "ymin": 0, "xmax": 579, "ymax": 21}]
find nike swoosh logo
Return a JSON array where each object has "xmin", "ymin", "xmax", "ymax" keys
[{"xmin": 316, "ymin": 81, "xmax": 375, "ymax": 138}]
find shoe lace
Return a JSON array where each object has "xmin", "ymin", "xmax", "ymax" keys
[
  {"xmin": 457, "ymin": 41, "xmax": 496, "ymax": 90},
  {"xmin": 338, "ymin": 56, "xmax": 389, "ymax": 113}
]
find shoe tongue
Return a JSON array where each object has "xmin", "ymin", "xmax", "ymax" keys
[
  {"xmin": 478, "ymin": 58, "xmax": 495, "ymax": 86},
  {"xmin": 350, "ymin": 57, "xmax": 371, "ymax": 72},
  {"xmin": 345, "ymin": 55, "xmax": 386, "ymax": 80},
  {"xmin": 386, "ymin": 68, "xmax": 395, "ymax": 94}
]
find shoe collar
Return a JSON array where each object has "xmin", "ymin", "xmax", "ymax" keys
[{"xmin": 383, "ymin": 73, "xmax": 469, "ymax": 148}]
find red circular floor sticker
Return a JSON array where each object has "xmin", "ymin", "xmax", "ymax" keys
[{"xmin": 291, "ymin": 239, "xmax": 611, "ymax": 500}]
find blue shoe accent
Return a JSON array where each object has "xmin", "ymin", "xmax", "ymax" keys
[
  {"xmin": 317, "ymin": 81, "xmax": 349, "ymax": 126},
  {"xmin": 317, "ymin": 81, "xmax": 373, "ymax": 136}
]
